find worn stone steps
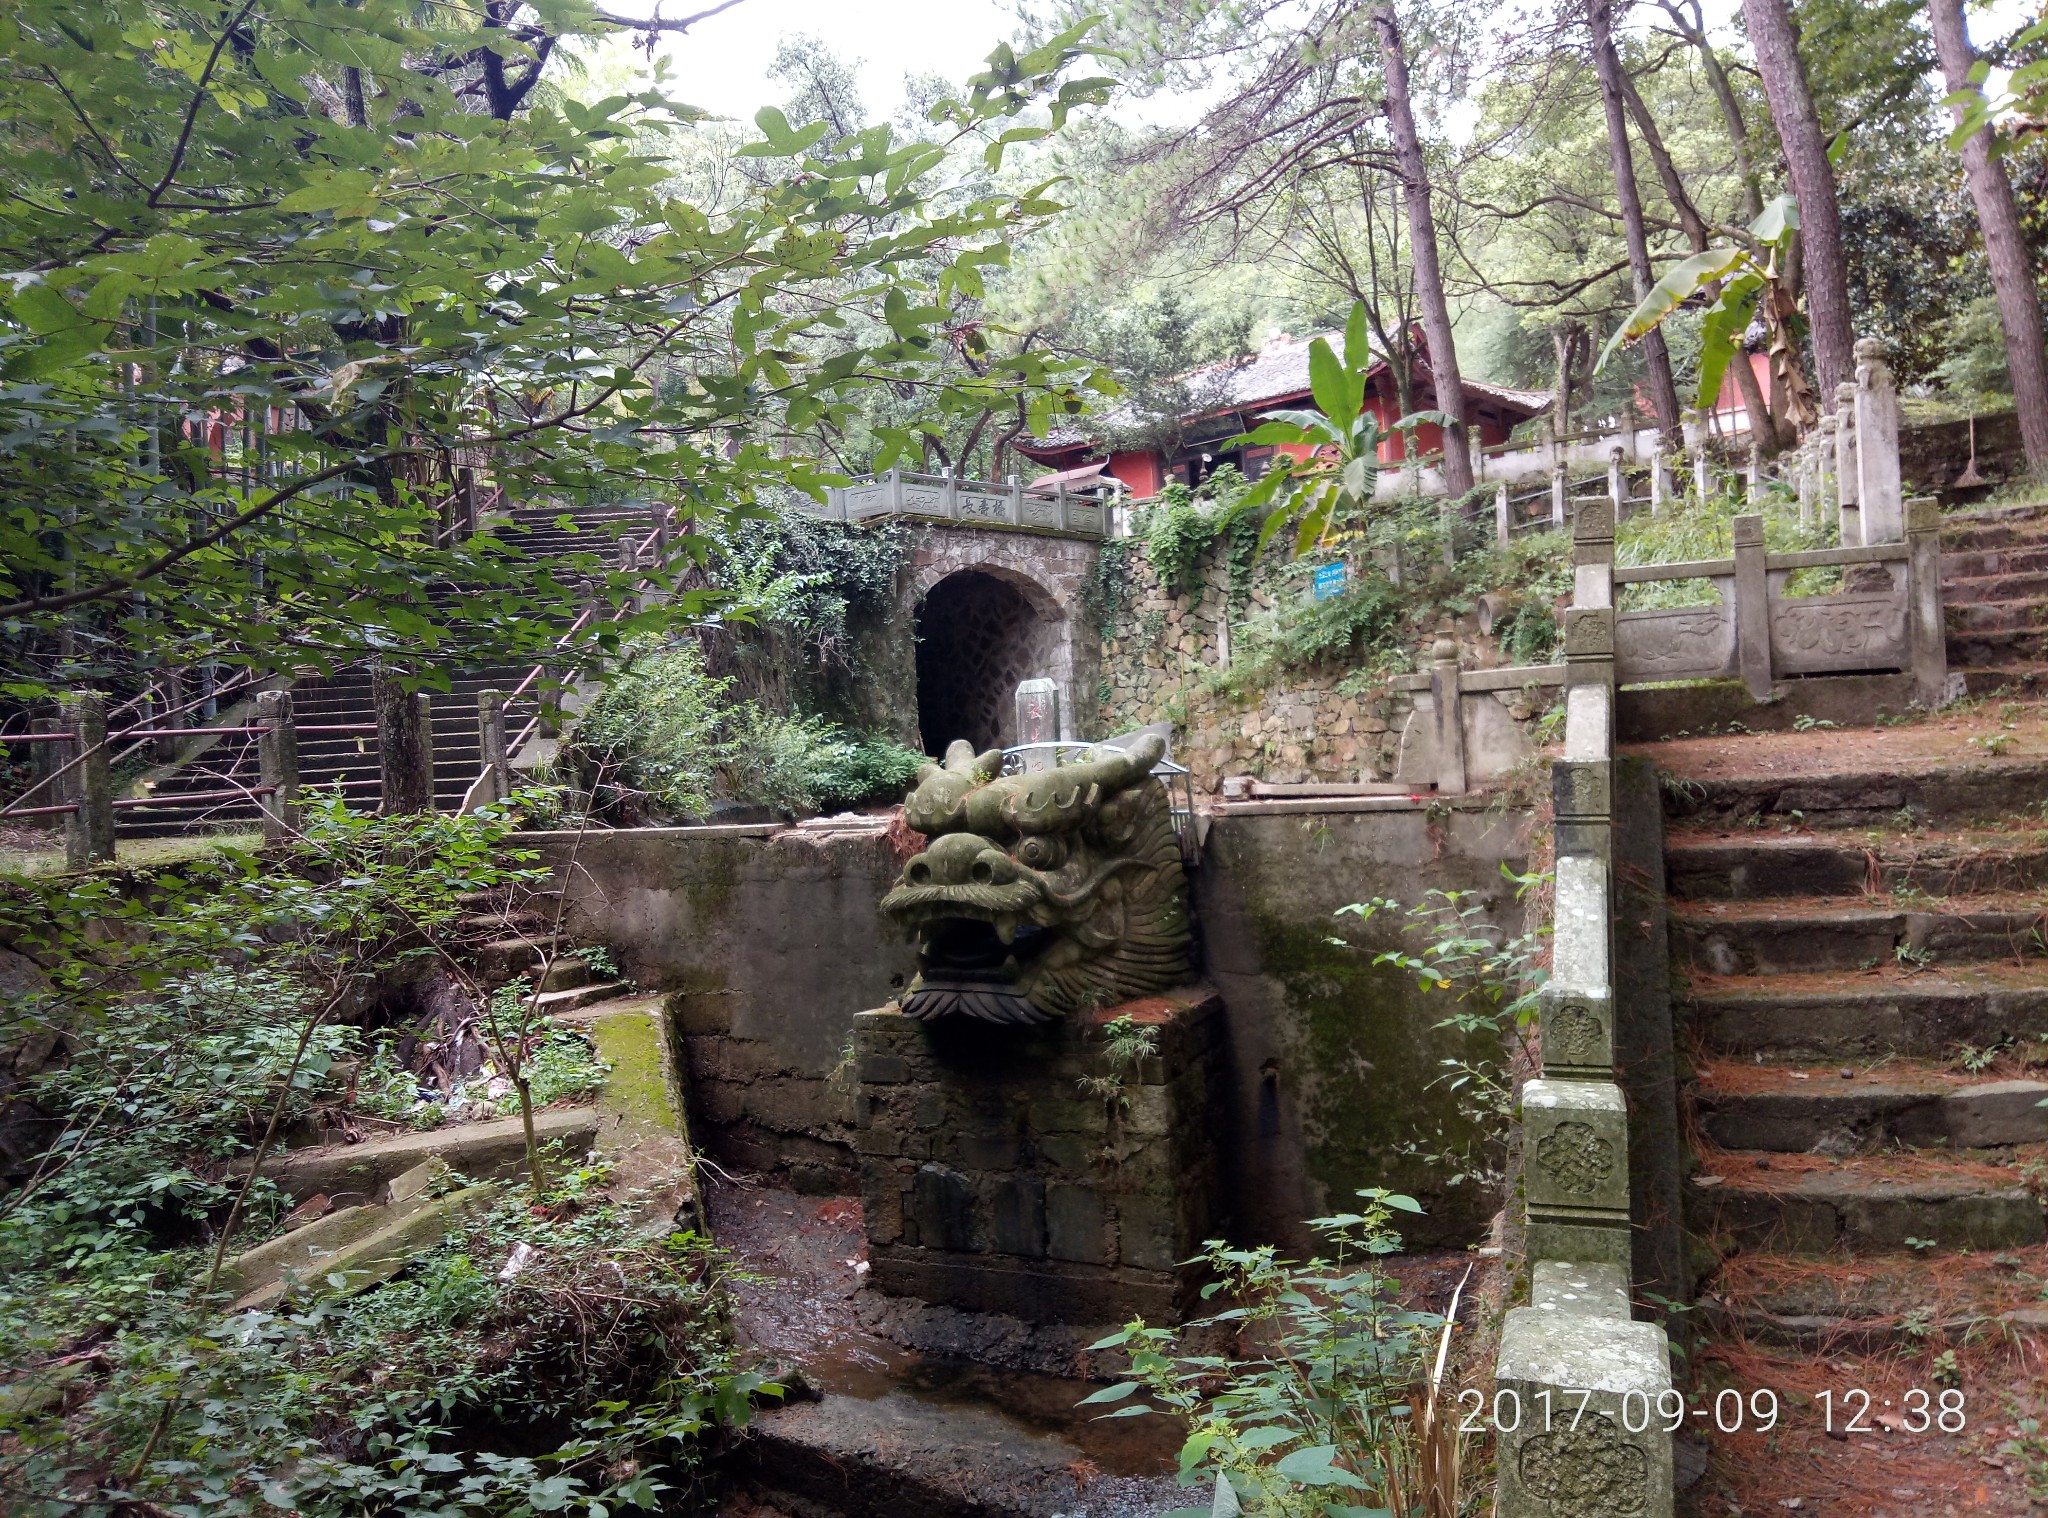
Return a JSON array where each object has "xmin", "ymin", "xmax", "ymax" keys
[
  {"xmin": 1960, "ymin": 663, "xmax": 2048, "ymax": 695},
  {"xmin": 1690, "ymin": 1154, "xmax": 2045, "ymax": 1253},
  {"xmin": 1944, "ymin": 569, "xmax": 2048, "ymax": 605},
  {"xmin": 1698, "ymin": 1250, "xmax": 2048, "ymax": 1349},
  {"xmin": 1686, "ymin": 967, "xmax": 2048, "ymax": 1060},
  {"xmin": 1947, "ymin": 596, "xmax": 2048, "ymax": 632},
  {"xmin": 1939, "ymin": 513, "xmax": 2048, "ymax": 552},
  {"xmin": 1691, "ymin": 1058, "xmax": 2048, "ymax": 1152},
  {"xmin": 1949, "ymin": 623, "xmax": 2048, "ymax": 667},
  {"xmin": 1666, "ymin": 830, "xmax": 2048, "ymax": 900},
  {"xmin": 1942, "ymin": 539, "xmax": 2048, "ymax": 580},
  {"xmin": 1673, "ymin": 894, "xmax": 2047, "ymax": 975},
  {"xmin": 1662, "ymin": 759, "xmax": 2048, "ymax": 830}
]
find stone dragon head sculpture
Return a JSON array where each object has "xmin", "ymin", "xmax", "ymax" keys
[{"xmin": 880, "ymin": 733, "xmax": 1191, "ymax": 1024}]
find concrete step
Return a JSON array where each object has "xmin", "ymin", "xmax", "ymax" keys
[
  {"xmin": 256, "ymin": 1105, "xmax": 601, "ymax": 1202},
  {"xmin": 472, "ymin": 934, "xmax": 561, "ymax": 983},
  {"xmin": 1691, "ymin": 1058, "xmax": 2048, "ymax": 1152},
  {"xmin": 531, "ymin": 980, "xmax": 631, "ymax": 1015},
  {"xmin": 1690, "ymin": 1153, "xmax": 2045, "ymax": 1253},
  {"xmin": 1673, "ymin": 895, "xmax": 2048, "ymax": 975},
  {"xmin": 1666, "ymin": 830, "xmax": 2048, "ymax": 900},
  {"xmin": 1662, "ymin": 759, "xmax": 2048, "ymax": 830},
  {"xmin": 1687, "ymin": 966, "xmax": 2048, "ymax": 1059},
  {"xmin": 1943, "ymin": 570, "xmax": 2048, "ymax": 605}
]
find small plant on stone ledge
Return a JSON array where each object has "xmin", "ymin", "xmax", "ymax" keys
[{"xmin": 1076, "ymin": 1013, "xmax": 1160, "ymax": 1114}]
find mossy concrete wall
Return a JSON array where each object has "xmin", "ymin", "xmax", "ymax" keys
[
  {"xmin": 515, "ymin": 823, "xmax": 917, "ymax": 1193},
  {"xmin": 521, "ymin": 804, "xmax": 1534, "ymax": 1250},
  {"xmin": 1193, "ymin": 801, "xmax": 1536, "ymax": 1251}
]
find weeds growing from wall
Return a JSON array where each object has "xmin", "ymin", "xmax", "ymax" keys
[{"xmin": 1333, "ymin": 866, "xmax": 1551, "ymax": 1193}]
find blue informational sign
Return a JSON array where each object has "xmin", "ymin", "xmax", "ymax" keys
[{"xmin": 1311, "ymin": 561, "xmax": 1348, "ymax": 600}]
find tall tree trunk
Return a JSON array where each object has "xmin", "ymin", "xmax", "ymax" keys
[
  {"xmin": 1929, "ymin": 0, "xmax": 2048, "ymax": 473},
  {"xmin": 1659, "ymin": 0, "xmax": 1765, "ymax": 220},
  {"xmin": 373, "ymin": 666, "xmax": 435, "ymax": 814},
  {"xmin": 1372, "ymin": 3, "xmax": 1473, "ymax": 495},
  {"xmin": 1740, "ymin": 0, "xmax": 1856, "ymax": 398},
  {"xmin": 1588, "ymin": 0, "xmax": 1685, "ymax": 446},
  {"xmin": 1620, "ymin": 69, "xmax": 1781, "ymax": 450}
]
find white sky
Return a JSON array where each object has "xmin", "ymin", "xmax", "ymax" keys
[
  {"xmin": 594, "ymin": 0, "xmax": 2043, "ymax": 128},
  {"xmin": 599, "ymin": 0, "xmax": 1020, "ymax": 125}
]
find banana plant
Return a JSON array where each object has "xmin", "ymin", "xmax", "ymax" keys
[
  {"xmin": 1598, "ymin": 194, "xmax": 1814, "ymax": 429},
  {"xmin": 1225, "ymin": 303, "xmax": 1449, "ymax": 556}
]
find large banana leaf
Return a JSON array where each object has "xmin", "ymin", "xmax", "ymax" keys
[
  {"xmin": 1597, "ymin": 246, "xmax": 1748, "ymax": 372},
  {"xmin": 1692, "ymin": 271, "xmax": 1764, "ymax": 410}
]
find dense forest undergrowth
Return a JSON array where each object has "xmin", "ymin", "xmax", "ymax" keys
[{"xmin": 0, "ymin": 798, "xmax": 776, "ymax": 1516}]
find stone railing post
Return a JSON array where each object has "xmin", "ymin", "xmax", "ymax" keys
[
  {"xmin": 1732, "ymin": 512, "xmax": 1773, "ymax": 700},
  {"xmin": 255, "ymin": 689, "xmax": 300, "ymax": 843},
  {"xmin": 1573, "ymin": 500, "xmax": 1616, "ymax": 613},
  {"xmin": 1014, "ymin": 678, "xmax": 1059, "ymax": 772},
  {"xmin": 1495, "ymin": 482, "xmax": 1512, "ymax": 548},
  {"xmin": 1606, "ymin": 445, "xmax": 1626, "ymax": 515},
  {"xmin": 1648, "ymin": 434, "xmax": 1671, "ymax": 514},
  {"xmin": 942, "ymin": 466, "xmax": 960, "ymax": 522},
  {"xmin": 1007, "ymin": 475, "xmax": 1025, "ymax": 527},
  {"xmin": 653, "ymin": 505, "xmax": 672, "ymax": 564},
  {"xmin": 59, "ymin": 690, "xmax": 115, "ymax": 867},
  {"xmin": 476, "ymin": 688, "xmax": 510, "ymax": 807},
  {"xmin": 1834, "ymin": 382, "xmax": 1861, "ymax": 547},
  {"xmin": 1907, "ymin": 496, "xmax": 1948, "ymax": 707},
  {"xmin": 1550, "ymin": 463, "xmax": 1568, "ymax": 528},
  {"xmin": 1796, "ymin": 438, "xmax": 1817, "ymax": 528},
  {"xmin": 1494, "ymin": 595, "xmax": 1674, "ymax": 1518},
  {"xmin": 1691, "ymin": 439, "xmax": 1711, "ymax": 503},
  {"xmin": 1855, "ymin": 337, "xmax": 1905, "ymax": 544},
  {"xmin": 1429, "ymin": 631, "xmax": 1466, "ymax": 796}
]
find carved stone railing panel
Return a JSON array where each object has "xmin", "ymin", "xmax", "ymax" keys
[
  {"xmin": 1769, "ymin": 590, "xmax": 1908, "ymax": 675},
  {"xmin": 1614, "ymin": 601, "xmax": 1736, "ymax": 684}
]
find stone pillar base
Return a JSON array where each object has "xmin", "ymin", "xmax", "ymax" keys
[{"xmin": 854, "ymin": 988, "xmax": 1227, "ymax": 1325}]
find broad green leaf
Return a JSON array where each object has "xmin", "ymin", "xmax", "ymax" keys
[
  {"xmin": 1597, "ymin": 247, "xmax": 1749, "ymax": 371},
  {"xmin": 277, "ymin": 172, "xmax": 380, "ymax": 213},
  {"xmin": 1272, "ymin": 1445, "xmax": 1369, "ymax": 1488},
  {"xmin": 1747, "ymin": 193, "xmax": 1800, "ymax": 246},
  {"xmin": 1078, "ymin": 1380, "xmax": 1141, "ymax": 1405},
  {"xmin": 1307, "ymin": 337, "xmax": 1354, "ymax": 425}
]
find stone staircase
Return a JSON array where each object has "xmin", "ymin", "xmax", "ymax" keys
[
  {"xmin": 1943, "ymin": 499, "xmax": 2048, "ymax": 690},
  {"xmin": 1645, "ymin": 499, "xmax": 2048, "ymax": 1510},
  {"xmin": 114, "ymin": 504, "xmax": 655, "ymax": 837}
]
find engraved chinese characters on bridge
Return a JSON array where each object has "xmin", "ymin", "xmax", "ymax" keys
[
  {"xmin": 1614, "ymin": 607, "xmax": 1732, "ymax": 682},
  {"xmin": 1770, "ymin": 594, "xmax": 1904, "ymax": 673},
  {"xmin": 1519, "ymin": 1413, "xmax": 1650, "ymax": 1517},
  {"xmin": 1535, "ymin": 1120, "xmax": 1616, "ymax": 1196},
  {"xmin": 955, "ymin": 492, "xmax": 1013, "ymax": 523}
]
